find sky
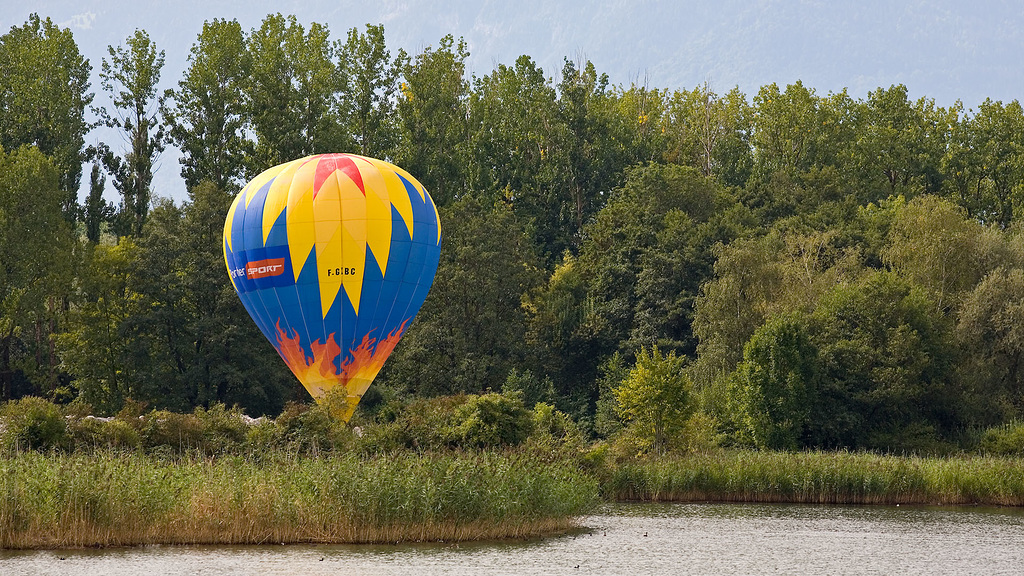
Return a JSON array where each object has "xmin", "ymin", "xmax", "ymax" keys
[{"xmin": 3, "ymin": 0, "xmax": 1022, "ymax": 202}]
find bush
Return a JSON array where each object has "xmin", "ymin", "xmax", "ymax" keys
[
  {"xmin": 139, "ymin": 410, "xmax": 205, "ymax": 454},
  {"xmin": 358, "ymin": 392, "xmax": 535, "ymax": 451},
  {"xmin": 0, "ymin": 396, "xmax": 69, "ymax": 451},
  {"xmin": 454, "ymin": 392, "xmax": 533, "ymax": 448},
  {"xmin": 979, "ymin": 421, "xmax": 1024, "ymax": 456},
  {"xmin": 193, "ymin": 404, "xmax": 249, "ymax": 455},
  {"xmin": 67, "ymin": 416, "xmax": 141, "ymax": 451},
  {"xmin": 275, "ymin": 402, "xmax": 349, "ymax": 454}
]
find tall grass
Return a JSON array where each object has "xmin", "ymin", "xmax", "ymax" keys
[
  {"xmin": 0, "ymin": 450, "xmax": 598, "ymax": 549},
  {"xmin": 603, "ymin": 450, "xmax": 1024, "ymax": 506}
]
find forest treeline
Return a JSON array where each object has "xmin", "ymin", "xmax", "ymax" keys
[{"xmin": 3, "ymin": 13, "xmax": 1024, "ymax": 454}]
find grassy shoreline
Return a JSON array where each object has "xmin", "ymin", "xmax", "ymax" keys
[
  {"xmin": 602, "ymin": 450, "xmax": 1024, "ymax": 506},
  {"xmin": 3, "ymin": 449, "xmax": 1024, "ymax": 549},
  {"xmin": 0, "ymin": 450, "xmax": 597, "ymax": 549}
]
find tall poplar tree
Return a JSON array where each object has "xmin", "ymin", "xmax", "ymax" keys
[{"xmin": 98, "ymin": 29, "xmax": 166, "ymax": 237}]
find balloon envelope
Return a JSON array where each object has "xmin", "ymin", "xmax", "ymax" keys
[{"xmin": 223, "ymin": 154, "xmax": 441, "ymax": 421}]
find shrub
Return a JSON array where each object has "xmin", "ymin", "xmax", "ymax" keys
[
  {"xmin": 979, "ymin": 421, "xmax": 1024, "ymax": 456},
  {"xmin": 139, "ymin": 410, "xmax": 204, "ymax": 454},
  {"xmin": 67, "ymin": 416, "xmax": 141, "ymax": 451},
  {"xmin": 193, "ymin": 404, "xmax": 249, "ymax": 455},
  {"xmin": 0, "ymin": 396, "xmax": 69, "ymax": 451},
  {"xmin": 275, "ymin": 402, "xmax": 349, "ymax": 455},
  {"xmin": 614, "ymin": 347, "xmax": 693, "ymax": 453},
  {"xmin": 454, "ymin": 392, "xmax": 534, "ymax": 448}
]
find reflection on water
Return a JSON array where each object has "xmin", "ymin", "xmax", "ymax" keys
[{"xmin": 4, "ymin": 503, "xmax": 1024, "ymax": 575}]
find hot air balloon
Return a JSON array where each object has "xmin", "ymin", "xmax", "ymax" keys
[{"xmin": 223, "ymin": 154, "xmax": 441, "ymax": 422}]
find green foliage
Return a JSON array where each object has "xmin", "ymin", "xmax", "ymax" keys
[
  {"xmin": 396, "ymin": 34, "xmax": 471, "ymax": 206},
  {"xmin": 273, "ymin": 402, "xmax": 349, "ymax": 455},
  {"xmin": 244, "ymin": 14, "xmax": 345, "ymax": 172},
  {"xmin": 806, "ymin": 271, "xmax": 958, "ymax": 450},
  {"xmin": 97, "ymin": 29, "xmax": 167, "ymax": 238},
  {"xmin": 728, "ymin": 315, "xmax": 818, "ymax": 450},
  {"xmin": 4, "ymin": 13, "xmax": 1024, "ymax": 455},
  {"xmin": 361, "ymin": 392, "xmax": 533, "ymax": 451},
  {"xmin": 978, "ymin": 422, "xmax": 1024, "ymax": 456},
  {"xmin": 385, "ymin": 197, "xmax": 543, "ymax": 397},
  {"xmin": 0, "ymin": 146, "xmax": 76, "ymax": 398},
  {"xmin": 162, "ymin": 18, "xmax": 250, "ymax": 191},
  {"xmin": 0, "ymin": 14, "xmax": 92, "ymax": 212},
  {"xmin": 884, "ymin": 195, "xmax": 1012, "ymax": 311},
  {"xmin": 614, "ymin": 347, "xmax": 693, "ymax": 453},
  {"xmin": 594, "ymin": 352, "xmax": 628, "ymax": 438},
  {"xmin": 663, "ymin": 83, "xmax": 752, "ymax": 186},
  {"xmin": 502, "ymin": 368, "xmax": 555, "ymax": 408},
  {"xmin": 0, "ymin": 396, "xmax": 69, "ymax": 451},
  {"xmin": 338, "ymin": 24, "xmax": 405, "ymax": 159},
  {"xmin": 955, "ymin": 266, "xmax": 1024, "ymax": 423},
  {"xmin": 453, "ymin": 392, "xmax": 534, "ymax": 448}
]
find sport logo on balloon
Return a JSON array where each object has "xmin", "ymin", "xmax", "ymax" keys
[{"xmin": 244, "ymin": 258, "xmax": 286, "ymax": 280}]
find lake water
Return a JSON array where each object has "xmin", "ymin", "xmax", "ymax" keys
[{"xmin": 4, "ymin": 502, "xmax": 1024, "ymax": 575}]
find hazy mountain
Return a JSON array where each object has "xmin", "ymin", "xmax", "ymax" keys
[{"xmin": 3, "ymin": 0, "xmax": 1022, "ymax": 200}]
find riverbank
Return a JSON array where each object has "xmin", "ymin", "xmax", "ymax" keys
[
  {"xmin": 603, "ymin": 450, "xmax": 1024, "ymax": 506},
  {"xmin": 0, "ymin": 450, "xmax": 597, "ymax": 549},
  {"xmin": 4, "ymin": 448, "xmax": 1024, "ymax": 549}
]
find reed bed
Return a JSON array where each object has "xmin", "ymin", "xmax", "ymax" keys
[
  {"xmin": 604, "ymin": 450, "xmax": 1024, "ymax": 506},
  {"xmin": 0, "ymin": 450, "xmax": 598, "ymax": 549}
]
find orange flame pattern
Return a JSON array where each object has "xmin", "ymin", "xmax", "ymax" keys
[{"xmin": 274, "ymin": 319, "xmax": 408, "ymax": 422}]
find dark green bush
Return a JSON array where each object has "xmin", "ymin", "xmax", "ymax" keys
[
  {"xmin": 139, "ymin": 410, "xmax": 205, "ymax": 454},
  {"xmin": 454, "ymin": 392, "xmax": 533, "ymax": 448},
  {"xmin": 979, "ymin": 421, "xmax": 1024, "ymax": 455},
  {"xmin": 0, "ymin": 396, "xmax": 69, "ymax": 451},
  {"xmin": 193, "ymin": 404, "xmax": 249, "ymax": 454},
  {"xmin": 358, "ymin": 392, "xmax": 535, "ymax": 451},
  {"xmin": 275, "ymin": 402, "xmax": 349, "ymax": 454}
]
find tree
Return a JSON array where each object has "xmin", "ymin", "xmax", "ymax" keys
[
  {"xmin": 98, "ymin": 29, "xmax": 167, "ymax": 237},
  {"xmin": 884, "ymin": 195, "xmax": 1011, "ymax": 312},
  {"xmin": 548, "ymin": 58, "xmax": 627, "ymax": 250},
  {"xmin": 0, "ymin": 146, "xmax": 75, "ymax": 399},
  {"xmin": 82, "ymin": 163, "xmax": 114, "ymax": 243},
  {"xmin": 955, "ymin": 266, "xmax": 1024, "ymax": 423},
  {"xmin": 967, "ymin": 100, "xmax": 1024, "ymax": 227},
  {"xmin": 691, "ymin": 228, "xmax": 862, "ymax": 389},
  {"xmin": 664, "ymin": 83, "xmax": 753, "ymax": 186},
  {"xmin": 614, "ymin": 346, "xmax": 693, "ymax": 452},
  {"xmin": 245, "ymin": 14, "xmax": 345, "ymax": 173},
  {"xmin": 470, "ymin": 55, "xmax": 558, "ymax": 206},
  {"xmin": 527, "ymin": 164, "xmax": 748, "ymax": 417},
  {"xmin": 162, "ymin": 18, "xmax": 251, "ymax": 192},
  {"xmin": 0, "ymin": 14, "xmax": 92, "ymax": 221},
  {"xmin": 729, "ymin": 315, "xmax": 818, "ymax": 450},
  {"xmin": 396, "ymin": 35, "xmax": 471, "ymax": 206},
  {"xmin": 58, "ymin": 240, "xmax": 147, "ymax": 413},
  {"xmin": 384, "ymin": 197, "xmax": 544, "ymax": 397},
  {"xmin": 338, "ymin": 24, "xmax": 405, "ymax": 159},
  {"xmin": 611, "ymin": 81, "xmax": 668, "ymax": 165},
  {"xmin": 851, "ymin": 85, "xmax": 950, "ymax": 198},
  {"xmin": 806, "ymin": 271, "xmax": 957, "ymax": 450},
  {"xmin": 175, "ymin": 181, "xmax": 297, "ymax": 414},
  {"xmin": 750, "ymin": 81, "xmax": 821, "ymax": 177}
]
